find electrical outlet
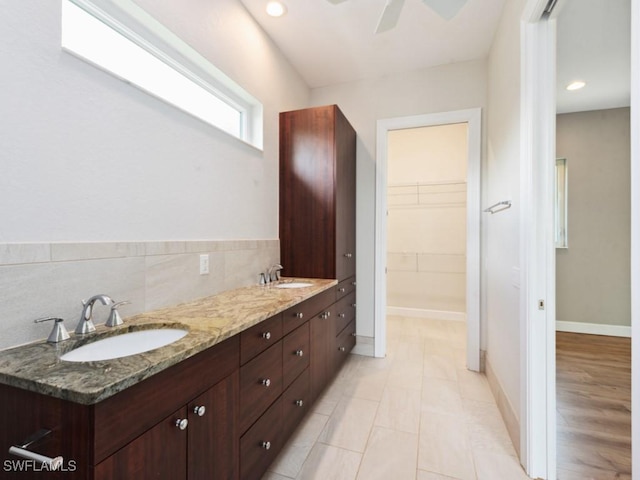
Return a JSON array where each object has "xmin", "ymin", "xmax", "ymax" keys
[{"xmin": 199, "ymin": 254, "xmax": 209, "ymax": 275}]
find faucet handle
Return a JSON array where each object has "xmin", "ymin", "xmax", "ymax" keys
[
  {"xmin": 106, "ymin": 301, "xmax": 130, "ymax": 328},
  {"xmin": 34, "ymin": 317, "xmax": 70, "ymax": 343}
]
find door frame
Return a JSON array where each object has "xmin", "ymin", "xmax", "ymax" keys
[
  {"xmin": 520, "ymin": 1, "xmax": 557, "ymax": 476},
  {"xmin": 522, "ymin": 0, "xmax": 640, "ymax": 477},
  {"xmin": 374, "ymin": 108, "xmax": 482, "ymax": 371}
]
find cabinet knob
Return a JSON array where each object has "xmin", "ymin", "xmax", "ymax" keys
[
  {"xmin": 175, "ymin": 418, "xmax": 189, "ymax": 431},
  {"xmin": 295, "ymin": 400, "xmax": 304, "ymax": 407},
  {"xmin": 338, "ymin": 346, "xmax": 346, "ymax": 352},
  {"xmin": 321, "ymin": 311, "xmax": 331, "ymax": 319},
  {"xmin": 261, "ymin": 441, "xmax": 271, "ymax": 450},
  {"xmin": 352, "ymin": 281, "xmax": 357, "ymax": 286},
  {"xmin": 193, "ymin": 405, "xmax": 206, "ymax": 417},
  {"xmin": 261, "ymin": 378, "xmax": 271, "ymax": 387},
  {"xmin": 352, "ymin": 303, "xmax": 356, "ymax": 308},
  {"xmin": 339, "ymin": 287, "xmax": 345, "ymax": 293},
  {"xmin": 295, "ymin": 349, "xmax": 304, "ymax": 357},
  {"xmin": 351, "ymin": 332, "xmax": 357, "ymax": 337},
  {"xmin": 295, "ymin": 312, "xmax": 304, "ymax": 319},
  {"xmin": 344, "ymin": 253, "xmax": 353, "ymax": 258},
  {"xmin": 339, "ymin": 313, "xmax": 346, "ymax": 318},
  {"xmin": 262, "ymin": 332, "xmax": 271, "ymax": 340}
]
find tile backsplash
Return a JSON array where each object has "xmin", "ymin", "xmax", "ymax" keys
[{"xmin": 0, "ymin": 240, "xmax": 279, "ymax": 351}]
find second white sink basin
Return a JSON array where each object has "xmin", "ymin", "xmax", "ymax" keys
[
  {"xmin": 61, "ymin": 329, "xmax": 188, "ymax": 362},
  {"xmin": 275, "ymin": 282, "xmax": 313, "ymax": 289}
]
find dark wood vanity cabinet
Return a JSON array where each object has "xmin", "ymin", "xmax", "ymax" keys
[
  {"xmin": 279, "ymin": 105, "xmax": 357, "ymax": 281},
  {"xmin": 95, "ymin": 372, "xmax": 239, "ymax": 480},
  {"xmin": 0, "ymin": 286, "xmax": 356, "ymax": 480}
]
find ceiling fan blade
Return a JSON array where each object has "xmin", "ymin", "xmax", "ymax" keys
[
  {"xmin": 422, "ymin": 0, "xmax": 468, "ymax": 20},
  {"xmin": 375, "ymin": 0, "xmax": 406, "ymax": 34}
]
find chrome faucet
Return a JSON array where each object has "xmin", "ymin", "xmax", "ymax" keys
[
  {"xmin": 75, "ymin": 294, "xmax": 113, "ymax": 334},
  {"xmin": 267, "ymin": 264, "xmax": 283, "ymax": 283}
]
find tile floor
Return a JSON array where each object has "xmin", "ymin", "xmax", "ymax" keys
[{"xmin": 262, "ymin": 315, "xmax": 530, "ymax": 480}]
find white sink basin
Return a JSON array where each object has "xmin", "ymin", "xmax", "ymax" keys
[
  {"xmin": 61, "ymin": 329, "xmax": 188, "ymax": 362},
  {"xmin": 275, "ymin": 282, "xmax": 313, "ymax": 289}
]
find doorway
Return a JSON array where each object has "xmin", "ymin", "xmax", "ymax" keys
[
  {"xmin": 374, "ymin": 108, "xmax": 481, "ymax": 371},
  {"xmin": 521, "ymin": 0, "xmax": 639, "ymax": 478}
]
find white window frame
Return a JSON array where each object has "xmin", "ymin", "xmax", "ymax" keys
[{"xmin": 62, "ymin": 0, "xmax": 263, "ymax": 149}]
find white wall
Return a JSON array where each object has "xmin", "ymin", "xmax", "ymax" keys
[
  {"xmin": 309, "ymin": 59, "xmax": 487, "ymax": 339},
  {"xmin": 387, "ymin": 124, "xmax": 468, "ymax": 314},
  {"xmin": 0, "ymin": 0, "xmax": 308, "ymax": 349},
  {"xmin": 485, "ymin": 0, "xmax": 528, "ymax": 435},
  {"xmin": 556, "ymin": 108, "xmax": 631, "ymax": 331},
  {"xmin": 0, "ymin": 0, "xmax": 309, "ymax": 242}
]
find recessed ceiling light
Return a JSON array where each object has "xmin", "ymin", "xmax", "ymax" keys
[
  {"xmin": 266, "ymin": 1, "xmax": 287, "ymax": 17},
  {"xmin": 566, "ymin": 81, "xmax": 586, "ymax": 91}
]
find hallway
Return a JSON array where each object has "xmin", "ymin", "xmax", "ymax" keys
[{"xmin": 263, "ymin": 315, "xmax": 527, "ymax": 480}]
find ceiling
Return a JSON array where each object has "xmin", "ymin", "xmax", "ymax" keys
[
  {"xmin": 238, "ymin": 0, "xmax": 630, "ymax": 113},
  {"xmin": 556, "ymin": 0, "xmax": 631, "ymax": 114},
  {"xmin": 238, "ymin": 0, "xmax": 506, "ymax": 88}
]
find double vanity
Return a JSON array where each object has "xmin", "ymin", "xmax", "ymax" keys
[
  {"xmin": 1, "ymin": 103, "xmax": 358, "ymax": 479},
  {"xmin": 0, "ymin": 276, "xmax": 356, "ymax": 479}
]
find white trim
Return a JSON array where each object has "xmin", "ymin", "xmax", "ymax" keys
[
  {"xmin": 387, "ymin": 307, "xmax": 466, "ymax": 322},
  {"xmin": 65, "ymin": 0, "xmax": 263, "ymax": 149},
  {"xmin": 520, "ymin": 1, "xmax": 557, "ymax": 478},
  {"xmin": 351, "ymin": 336, "xmax": 374, "ymax": 356},
  {"xmin": 375, "ymin": 108, "xmax": 482, "ymax": 371},
  {"xmin": 556, "ymin": 321, "xmax": 632, "ymax": 338},
  {"xmin": 631, "ymin": 0, "xmax": 640, "ymax": 476}
]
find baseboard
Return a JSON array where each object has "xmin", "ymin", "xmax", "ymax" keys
[
  {"xmin": 485, "ymin": 357, "xmax": 520, "ymax": 457},
  {"xmin": 556, "ymin": 320, "xmax": 631, "ymax": 338},
  {"xmin": 351, "ymin": 336, "xmax": 374, "ymax": 356},
  {"xmin": 387, "ymin": 306, "xmax": 466, "ymax": 322}
]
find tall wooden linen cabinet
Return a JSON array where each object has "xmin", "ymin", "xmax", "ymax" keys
[{"xmin": 279, "ymin": 104, "xmax": 356, "ymax": 282}]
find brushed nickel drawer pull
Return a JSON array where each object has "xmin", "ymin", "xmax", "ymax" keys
[
  {"xmin": 262, "ymin": 332, "xmax": 271, "ymax": 340},
  {"xmin": 295, "ymin": 312, "xmax": 304, "ymax": 319},
  {"xmin": 261, "ymin": 378, "xmax": 271, "ymax": 387},
  {"xmin": 175, "ymin": 418, "xmax": 188, "ymax": 430},
  {"xmin": 295, "ymin": 349, "xmax": 304, "ymax": 357},
  {"xmin": 338, "ymin": 346, "xmax": 346, "ymax": 352},
  {"xmin": 262, "ymin": 441, "xmax": 271, "ymax": 450},
  {"xmin": 295, "ymin": 400, "xmax": 304, "ymax": 407},
  {"xmin": 339, "ymin": 313, "xmax": 346, "ymax": 318},
  {"xmin": 193, "ymin": 405, "xmax": 206, "ymax": 417},
  {"xmin": 339, "ymin": 287, "xmax": 346, "ymax": 293}
]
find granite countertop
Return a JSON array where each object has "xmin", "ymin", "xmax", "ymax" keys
[{"xmin": 0, "ymin": 278, "xmax": 336, "ymax": 405}]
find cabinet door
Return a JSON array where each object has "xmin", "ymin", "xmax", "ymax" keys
[
  {"xmin": 310, "ymin": 307, "xmax": 335, "ymax": 401},
  {"xmin": 335, "ymin": 106, "xmax": 357, "ymax": 280},
  {"xmin": 188, "ymin": 371, "xmax": 239, "ymax": 480},
  {"xmin": 279, "ymin": 105, "xmax": 337, "ymax": 279},
  {"xmin": 94, "ymin": 407, "xmax": 187, "ymax": 480}
]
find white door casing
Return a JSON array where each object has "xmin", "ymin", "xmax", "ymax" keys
[{"xmin": 374, "ymin": 108, "xmax": 482, "ymax": 371}]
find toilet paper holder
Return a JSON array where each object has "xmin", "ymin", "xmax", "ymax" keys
[{"xmin": 7, "ymin": 428, "xmax": 64, "ymax": 471}]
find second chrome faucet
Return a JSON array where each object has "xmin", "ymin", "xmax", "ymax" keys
[{"xmin": 75, "ymin": 294, "xmax": 130, "ymax": 334}]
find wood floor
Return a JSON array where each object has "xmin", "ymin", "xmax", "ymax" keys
[{"xmin": 556, "ymin": 332, "xmax": 631, "ymax": 480}]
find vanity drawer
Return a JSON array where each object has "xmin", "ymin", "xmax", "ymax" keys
[
  {"xmin": 240, "ymin": 313, "xmax": 283, "ymax": 365},
  {"xmin": 282, "ymin": 287, "xmax": 334, "ymax": 334},
  {"xmin": 240, "ymin": 396, "xmax": 283, "ymax": 480},
  {"xmin": 239, "ymin": 341, "xmax": 283, "ymax": 433},
  {"xmin": 335, "ymin": 319, "xmax": 356, "ymax": 368},
  {"xmin": 282, "ymin": 367, "xmax": 310, "ymax": 439},
  {"xmin": 282, "ymin": 322, "xmax": 310, "ymax": 389},
  {"xmin": 335, "ymin": 276, "xmax": 356, "ymax": 301},
  {"xmin": 334, "ymin": 292, "xmax": 356, "ymax": 336}
]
